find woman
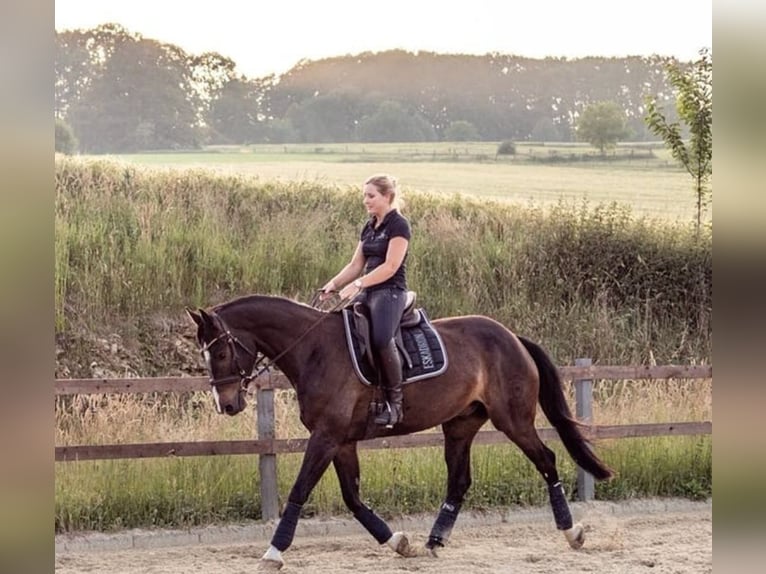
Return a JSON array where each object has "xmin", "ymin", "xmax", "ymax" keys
[{"xmin": 321, "ymin": 174, "xmax": 411, "ymax": 427}]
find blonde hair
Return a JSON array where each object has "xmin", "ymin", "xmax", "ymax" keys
[{"xmin": 365, "ymin": 173, "xmax": 404, "ymax": 210}]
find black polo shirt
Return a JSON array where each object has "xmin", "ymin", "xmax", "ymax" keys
[{"xmin": 360, "ymin": 210, "xmax": 411, "ymax": 291}]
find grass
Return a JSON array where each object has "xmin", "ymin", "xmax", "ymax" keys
[{"xmin": 55, "ymin": 379, "xmax": 711, "ymax": 532}]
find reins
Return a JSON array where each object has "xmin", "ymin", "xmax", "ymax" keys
[{"xmin": 206, "ymin": 292, "xmax": 347, "ymax": 390}]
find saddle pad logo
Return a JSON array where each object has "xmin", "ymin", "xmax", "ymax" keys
[{"xmin": 412, "ymin": 330, "xmax": 434, "ymax": 369}]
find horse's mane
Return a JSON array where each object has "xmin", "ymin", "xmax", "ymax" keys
[{"xmin": 212, "ymin": 294, "xmax": 323, "ymax": 315}]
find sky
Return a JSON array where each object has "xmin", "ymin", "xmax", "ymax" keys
[{"xmin": 55, "ymin": 0, "xmax": 712, "ymax": 79}]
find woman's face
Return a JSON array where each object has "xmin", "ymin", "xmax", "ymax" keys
[{"xmin": 363, "ymin": 183, "xmax": 390, "ymax": 218}]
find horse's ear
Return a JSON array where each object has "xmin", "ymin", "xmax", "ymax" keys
[
  {"xmin": 185, "ymin": 306, "xmax": 203, "ymax": 328},
  {"xmin": 198, "ymin": 308, "xmax": 216, "ymax": 328}
]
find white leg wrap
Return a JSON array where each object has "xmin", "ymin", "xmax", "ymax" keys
[{"xmin": 261, "ymin": 545, "xmax": 285, "ymax": 568}]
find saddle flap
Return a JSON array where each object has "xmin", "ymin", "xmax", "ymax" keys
[
  {"xmin": 352, "ymin": 303, "xmax": 376, "ymax": 369},
  {"xmin": 342, "ymin": 307, "xmax": 448, "ymax": 387}
]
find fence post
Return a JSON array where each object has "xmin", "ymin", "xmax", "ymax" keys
[
  {"xmin": 574, "ymin": 357, "xmax": 595, "ymax": 501},
  {"xmin": 256, "ymin": 386, "xmax": 279, "ymax": 521}
]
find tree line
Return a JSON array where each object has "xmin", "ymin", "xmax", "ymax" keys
[{"xmin": 56, "ymin": 23, "xmax": 691, "ymax": 153}]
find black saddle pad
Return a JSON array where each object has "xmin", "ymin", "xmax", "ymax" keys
[{"xmin": 342, "ymin": 308, "xmax": 448, "ymax": 386}]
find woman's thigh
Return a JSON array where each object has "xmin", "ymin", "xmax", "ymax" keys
[{"xmin": 366, "ymin": 288, "xmax": 406, "ymax": 348}]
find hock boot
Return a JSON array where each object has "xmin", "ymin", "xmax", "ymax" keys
[{"xmin": 374, "ymin": 339, "xmax": 404, "ymax": 428}]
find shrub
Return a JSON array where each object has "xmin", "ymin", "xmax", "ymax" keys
[{"xmin": 496, "ymin": 140, "xmax": 516, "ymax": 155}]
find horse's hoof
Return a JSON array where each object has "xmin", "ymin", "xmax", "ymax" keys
[
  {"xmin": 564, "ymin": 523, "xmax": 585, "ymax": 549},
  {"xmin": 424, "ymin": 539, "xmax": 443, "ymax": 557},
  {"xmin": 387, "ymin": 531, "xmax": 417, "ymax": 557},
  {"xmin": 257, "ymin": 559, "xmax": 283, "ymax": 571},
  {"xmin": 259, "ymin": 546, "xmax": 285, "ymax": 570}
]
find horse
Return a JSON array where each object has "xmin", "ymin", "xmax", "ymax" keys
[{"xmin": 186, "ymin": 294, "xmax": 613, "ymax": 570}]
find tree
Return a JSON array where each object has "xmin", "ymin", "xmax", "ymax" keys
[
  {"xmin": 55, "ymin": 118, "xmax": 78, "ymax": 154},
  {"xmin": 531, "ymin": 117, "xmax": 562, "ymax": 142},
  {"xmin": 356, "ymin": 101, "xmax": 436, "ymax": 142},
  {"xmin": 263, "ymin": 118, "xmax": 299, "ymax": 143},
  {"xmin": 645, "ymin": 49, "xmax": 712, "ymax": 233},
  {"xmin": 444, "ymin": 120, "xmax": 480, "ymax": 141},
  {"xmin": 68, "ymin": 36, "xmax": 201, "ymax": 152},
  {"xmin": 285, "ymin": 92, "xmax": 362, "ymax": 143},
  {"xmin": 188, "ymin": 52, "xmax": 237, "ymax": 125},
  {"xmin": 208, "ymin": 77, "xmax": 267, "ymax": 144},
  {"xmin": 576, "ymin": 101, "xmax": 630, "ymax": 154}
]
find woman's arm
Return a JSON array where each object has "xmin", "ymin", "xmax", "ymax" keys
[
  {"xmin": 338, "ymin": 237, "xmax": 408, "ymax": 299},
  {"xmin": 321, "ymin": 241, "xmax": 366, "ymax": 293}
]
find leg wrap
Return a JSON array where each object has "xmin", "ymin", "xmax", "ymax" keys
[
  {"xmin": 426, "ymin": 501, "xmax": 462, "ymax": 548},
  {"xmin": 548, "ymin": 482, "xmax": 573, "ymax": 531},
  {"xmin": 271, "ymin": 502, "xmax": 302, "ymax": 551},
  {"xmin": 354, "ymin": 504, "xmax": 393, "ymax": 544}
]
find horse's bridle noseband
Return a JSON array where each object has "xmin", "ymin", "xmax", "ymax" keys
[{"xmin": 200, "ymin": 317, "xmax": 266, "ymax": 391}]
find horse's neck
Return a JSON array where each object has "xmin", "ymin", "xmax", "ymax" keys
[{"xmin": 221, "ymin": 296, "xmax": 324, "ymax": 379}]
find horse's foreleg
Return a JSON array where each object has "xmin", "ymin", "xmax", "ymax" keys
[
  {"xmin": 426, "ymin": 416, "xmax": 484, "ymax": 554},
  {"xmin": 261, "ymin": 432, "xmax": 339, "ymax": 569},
  {"xmin": 333, "ymin": 443, "xmax": 417, "ymax": 557}
]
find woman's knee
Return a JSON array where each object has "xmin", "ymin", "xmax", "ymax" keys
[{"xmin": 371, "ymin": 330, "xmax": 395, "ymax": 351}]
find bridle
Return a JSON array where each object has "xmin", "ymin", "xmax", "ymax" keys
[
  {"xmin": 199, "ymin": 315, "xmax": 266, "ymax": 392},
  {"xmin": 200, "ymin": 293, "xmax": 346, "ymax": 392}
]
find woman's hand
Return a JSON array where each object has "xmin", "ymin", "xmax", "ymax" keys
[
  {"xmin": 319, "ymin": 280, "xmax": 336, "ymax": 301},
  {"xmin": 339, "ymin": 281, "xmax": 362, "ymax": 301}
]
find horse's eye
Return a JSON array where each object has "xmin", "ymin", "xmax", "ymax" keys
[{"xmin": 217, "ymin": 351, "xmax": 226, "ymax": 360}]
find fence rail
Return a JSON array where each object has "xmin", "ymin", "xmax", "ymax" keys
[
  {"xmin": 53, "ymin": 365, "xmax": 712, "ymax": 396},
  {"xmin": 54, "ymin": 363, "xmax": 712, "ymax": 519}
]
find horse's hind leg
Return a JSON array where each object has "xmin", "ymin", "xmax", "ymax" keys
[
  {"xmin": 333, "ymin": 442, "xmax": 416, "ymax": 557},
  {"xmin": 517, "ymin": 430, "xmax": 584, "ymax": 548},
  {"xmin": 491, "ymin": 415, "xmax": 585, "ymax": 549},
  {"xmin": 426, "ymin": 410, "xmax": 487, "ymax": 553}
]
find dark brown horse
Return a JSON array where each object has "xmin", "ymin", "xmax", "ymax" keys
[{"xmin": 187, "ymin": 294, "xmax": 613, "ymax": 570}]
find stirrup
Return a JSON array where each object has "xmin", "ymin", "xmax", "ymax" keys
[{"xmin": 374, "ymin": 402, "xmax": 401, "ymax": 428}]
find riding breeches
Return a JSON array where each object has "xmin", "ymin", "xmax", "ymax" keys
[{"xmin": 359, "ymin": 287, "xmax": 407, "ymax": 350}]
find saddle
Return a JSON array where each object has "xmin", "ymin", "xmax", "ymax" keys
[{"xmin": 342, "ymin": 291, "xmax": 448, "ymax": 386}]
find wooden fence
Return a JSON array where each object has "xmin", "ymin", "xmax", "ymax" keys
[{"xmin": 55, "ymin": 362, "xmax": 712, "ymax": 520}]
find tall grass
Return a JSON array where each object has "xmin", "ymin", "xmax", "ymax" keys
[
  {"xmin": 55, "ymin": 378, "xmax": 712, "ymax": 532},
  {"xmin": 55, "ymin": 156, "xmax": 710, "ymax": 365}
]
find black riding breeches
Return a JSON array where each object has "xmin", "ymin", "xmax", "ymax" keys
[{"xmin": 360, "ymin": 287, "xmax": 407, "ymax": 351}]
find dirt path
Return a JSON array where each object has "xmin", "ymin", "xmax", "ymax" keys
[{"xmin": 55, "ymin": 499, "xmax": 711, "ymax": 574}]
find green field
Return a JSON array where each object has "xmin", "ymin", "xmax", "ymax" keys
[{"xmin": 100, "ymin": 141, "xmax": 701, "ymax": 222}]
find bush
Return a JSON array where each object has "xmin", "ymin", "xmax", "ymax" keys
[{"xmin": 496, "ymin": 140, "xmax": 516, "ymax": 155}]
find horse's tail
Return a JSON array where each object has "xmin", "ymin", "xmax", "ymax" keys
[{"xmin": 518, "ymin": 335, "xmax": 614, "ymax": 481}]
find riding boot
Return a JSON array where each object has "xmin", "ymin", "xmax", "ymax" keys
[{"xmin": 373, "ymin": 340, "xmax": 404, "ymax": 427}]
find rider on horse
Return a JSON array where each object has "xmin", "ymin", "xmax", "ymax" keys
[{"xmin": 321, "ymin": 174, "xmax": 411, "ymax": 427}]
